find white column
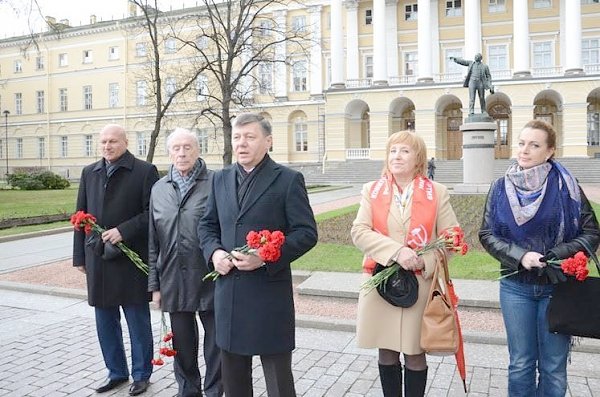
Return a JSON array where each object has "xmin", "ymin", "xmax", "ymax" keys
[
  {"xmin": 373, "ymin": 0, "xmax": 387, "ymax": 85},
  {"xmin": 308, "ymin": 5, "xmax": 324, "ymax": 97},
  {"xmin": 417, "ymin": 0, "xmax": 433, "ymax": 82},
  {"xmin": 513, "ymin": 0, "xmax": 531, "ymax": 78},
  {"xmin": 273, "ymin": 10, "xmax": 288, "ymax": 99},
  {"xmin": 564, "ymin": 0, "xmax": 583, "ymax": 75},
  {"xmin": 464, "ymin": 0, "xmax": 481, "ymax": 59},
  {"xmin": 345, "ymin": 0, "xmax": 359, "ymax": 80},
  {"xmin": 330, "ymin": 0, "xmax": 345, "ymax": 88},
  {"xmin": 385, "ymin": 0, "xmax": 399, "ymax": 78}
]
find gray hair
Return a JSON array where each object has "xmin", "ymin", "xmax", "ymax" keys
[
  {"xmin": 166, "ymin": 128, "xmax": 200, "ymax": 150},
  {"xmin": 232, "ymin": 113, "xmax": 272, "ymax": 136}
]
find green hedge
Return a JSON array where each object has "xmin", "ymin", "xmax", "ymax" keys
[{"xmin": 8, "ymin": 171, "xmax": 70, "ymax": 190}]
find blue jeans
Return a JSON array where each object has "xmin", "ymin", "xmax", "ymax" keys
[
  {"xmin": 95, "ymin": 303, "xmax": 153, "ymax": 382},
  {"xmin": 500, "ymin": 278, "xmax": 570, "ymax": 397}
]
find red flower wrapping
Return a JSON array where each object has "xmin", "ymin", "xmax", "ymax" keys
[{"xmin": 203, "ymin": 229, "xmax": 286, "ymax": 281}]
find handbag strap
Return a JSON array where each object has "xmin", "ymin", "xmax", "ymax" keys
[{"xmin": 577, "ymin": 238, "xmax": 600, "ymax": 274}]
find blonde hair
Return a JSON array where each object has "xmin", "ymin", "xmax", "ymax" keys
[{"xmin": 382, "ymin": 130, "xmax": 428, "ymax": 177}]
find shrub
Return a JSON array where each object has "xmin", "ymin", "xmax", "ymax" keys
[{"xmin": 8, "ymin": 171, "xmax": 70, "ymax": 190}]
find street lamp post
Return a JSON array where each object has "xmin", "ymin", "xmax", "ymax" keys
[{"xmin": 3, "ymin": 110, "xmax": 8, "ymax": 179}]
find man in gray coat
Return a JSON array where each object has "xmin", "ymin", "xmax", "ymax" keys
[
  {"xmin": 450, "ymin": 53, "xmax": 494, "ymax": 115},
  {"xmin": 148, "ymin": 128, "xmax": 222, "ymax": 397},
  {"xmin": 73, "ymin": 124, "xmax": 159, "ymax": 396}
]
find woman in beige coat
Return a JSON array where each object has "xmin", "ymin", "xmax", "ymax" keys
[{"xmin": 351, "ymin": 130, "xmax": 459, "ymax": 396}]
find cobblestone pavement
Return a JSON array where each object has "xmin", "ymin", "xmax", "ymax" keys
[{"xmin": 2, "ymin": 289, "xmax": 600, "ymax": 397}]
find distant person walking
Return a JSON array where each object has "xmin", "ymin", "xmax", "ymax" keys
[{"xmin": 427, "ymin": 157, "xmax": 436, "ymax": 180}]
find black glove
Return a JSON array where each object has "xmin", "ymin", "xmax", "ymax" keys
[{"xmin": 540, "ymin": 265, "xmax": 567, "ymax": 284}]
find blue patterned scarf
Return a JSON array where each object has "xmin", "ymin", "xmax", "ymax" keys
[
  {"xmin": 170, "ymin": 159, "xmax": 201, "ymax": 201},
  {"xmin": 493, "ymin": 160, "xmax": 581, "ymax": 266}
]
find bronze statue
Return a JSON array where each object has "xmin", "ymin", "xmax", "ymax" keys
[{"xmin": 450, "ymin": 53, "xmax": 494, "ymax": 115}]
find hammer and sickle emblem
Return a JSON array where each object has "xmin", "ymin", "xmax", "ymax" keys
[{"xmin": 406, "ymin": 224, "xmax": 428, "ymax": 249}]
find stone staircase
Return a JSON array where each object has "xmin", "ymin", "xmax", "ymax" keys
[{"xmin": 292, "ymin": 158, "xmax": 600, "ymax": 186}]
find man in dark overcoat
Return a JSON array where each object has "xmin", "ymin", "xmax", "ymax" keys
[
  {"xmin": 73, "ymin": 124, "xmax": 159, "ymax": 396},
  {"xmin": 148, "ymin": 128, "xmax": 222, "ymax": 397},
  {"xmin": 198, "ymin": 113, "xmax": 318, "ymax": 396}
]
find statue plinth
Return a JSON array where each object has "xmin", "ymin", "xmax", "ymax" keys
[{"xmin": 453, "ymin": 119, "xmax": 497, "ymax": 194}]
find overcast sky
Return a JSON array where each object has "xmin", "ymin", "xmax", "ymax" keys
[{"xmin": 0, "ymin": 0, "xmax": 188, "ymax": 38}]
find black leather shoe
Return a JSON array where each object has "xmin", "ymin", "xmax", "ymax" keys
[
  {"xmin": 129, "ymin": 380, "xmax": 150, "ymax": 396},
  {"xmin": 96, "ymin": 377, "xmax": 128, "ymax": 393}
]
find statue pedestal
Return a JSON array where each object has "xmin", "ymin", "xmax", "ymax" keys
[{"xmin": 453, "ymin": 117, "xmax": 497, "ymax": 194}]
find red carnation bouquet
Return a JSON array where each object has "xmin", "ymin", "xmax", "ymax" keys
[
  {"xmin": 203, "ymin": 229, "xmax": 286, "ymax": 281},
  {"xmin": 70, "ymin": 210, "xmax": 149, "ymax": 275},
  {"xmin": 499, "ymin": 250, "xmax": 593, "ymax": 281},
  {"xmin": 151, "ymin": 312, "xmax": 177, "ymax": 366},
  {"xmin": 362, "ymin": 226, "xmax": 469, "ymax": 292}
]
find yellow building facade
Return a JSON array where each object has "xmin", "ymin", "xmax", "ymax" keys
[{"xmin": 0, "ymin": 0, "xmax": 599, "ymax": 178}]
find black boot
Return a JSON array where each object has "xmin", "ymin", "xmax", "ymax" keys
[
  {"xmin": 404, "ymin": 367, "xmax": 427, "ymax": 397},
  {"xmin": 378, "ymin": 363, "xmax": 402, "ymax": 397}
]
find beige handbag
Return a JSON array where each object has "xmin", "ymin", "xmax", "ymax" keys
[{"xmin": 420, "ymin": 249, "xmax": 459, "ymax": 355}]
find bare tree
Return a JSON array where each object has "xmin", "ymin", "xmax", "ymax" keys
[
  {"xmin": 128, "ymin": 0, "xmax": 210, "ymax": 163},
  {"xmin": 180, "ymin": 0, "xmax": 311, "ymax": 166}
]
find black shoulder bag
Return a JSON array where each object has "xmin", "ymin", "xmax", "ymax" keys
[{"xmin": 546, "ymin": 239, "xmax": 600, "ymax": 339}]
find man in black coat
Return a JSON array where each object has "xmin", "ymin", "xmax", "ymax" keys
[
  {"xmin": 148, "ymin": 128, "xmax": 222, "ymax": 397},
  {"xmin": 198, "ymin": 113, "xmax": 318, "ymax": 396},
  {"xmin": 73, "ymin": 124, "xmax": 159, "ymax": 396}
]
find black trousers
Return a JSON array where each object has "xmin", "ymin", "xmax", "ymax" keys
[
  {"xmin": 221, "ymin": 349, "xmax": 296, "ymax": 397},
  {"xmin": 169, "ymin": 311, "xmax": 222, "ymax": 397}
]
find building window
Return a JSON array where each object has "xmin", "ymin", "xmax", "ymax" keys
[
  {"xmin": 109, "ymin": 83, "xmax": 119, "ymax": 108},
  {"xmin": 59, "ymin": 88, "xmax": 68, "ymax": 112},
  {"xmin": 83, "ymin": 50, "xmax": 93, "ymax": 64},
  {"xmin": 196, "ymin": 75, "xmax": 208, "ymax": 100},
  {"xmin": 292, "ymin": 15, "xmax": 306, "ymax": 32},
  {"xmin": 60, "ymin": 136, "xmax": 68, "ymax": 158},
  {"xmin": 83, "ymin": 86, "xmax": 93, "ymax": 110},
  {"xmin": 294, "ymin": 118, "xmax": 308, "ymax": 152},
  {"xmin": 165, "ymin": 77, "xmax": 176, "ymax": 99},
  {"xmin": 36, "ymin": 91, "xmax": 45, "ymax": 113},
  {"xmin": 38, "ymin": 137, "xmax": 45, "ymax": 159},
  {"xmin": 405, "ymin": 4, "xmax": 418, "ymax": 21},
  {"xmin": 195, "ymin": 35, "xmax": 208, "ymax": 49},
  {"xmin": 488, "ymin": 0, "xmax": 506, "ymax": 13},
  {"xmin": 259, "ymin": 63, "xmax": 272, "ymax": 94},
  {"xmin": 365, "ymin": 9, "xmax": 372, "ymax": 25},
  {"xmin": 15, "ymin": 93, "xmax": 22, "ymax": 115},
  {"xmin": 533, "ymin": 0, "xmax": 551, "ymax": 8},
  {"xmin": 196, "ymin": 128, "xmax": 209, "ymax": 154},
  {"xmin": 16, "ymin": 138, "xmax": 23, "ymax": 159},
  {"xmin": 292, "ymin": 60, "xmax": 308, "ymax": 92},
  {"xmin": 14, "ymin": 60, "xmax": 22, "ymax": 73},
  {"xmin": 136, "ymin": 132, "xmax": 148, "ymax": 156},
  {"xmin": 488, "ymin": 44, "xmax": 508, "ymax": 72},
  {"xmin": 165, "ymin": 38, "xmax": 177, "ymax": 53},
  {"xmin": 582, "ymin": 39, "xmax": 600, "ymax": 65},
  {"xmin": 59, "ymin": 53, "xmax": 68, "ymax": 67},
  {"xmin": 108, "ymin": 46, "xmax": 119, "ymax": 60},
  {"xmin": 258, "ymin": 20, "xmax": 272, "ymax": 37},
  {"xmin": 533, "ymin": 41, "xmax": 553, "ymax": 67},
  {"xmin": 588, "ymin": 112, "xmax": 600, "ymax": 146},
  {"xmin": 135, "ymin": 42, "xmax": 147, "ymax": 57},
  {"xmin": 84, "ymin": 135, "xmax": 93, "ymax": 156},
  {"xmin": 136, "ymin": 81, "xmax": 147, "ymax": 106},
  {"xmin": 36, "ymin": 56, "xmax": 45, "ymax": 70},
  {"xmin": 446, "ymin": 0, "xmax": 462, "ymax": 17},
  {"xmin": 404, "ymin": 52, "xmax": 418, "ymax": 76},
  {"xmin": 364, "ymin": 55, "xmax": 373, "ymax": 79},
  {"xmin": 445, "ymin": 49, "xmax": 463, "ymax": 75},
  {"xmin": 498, "ymin": 119, "xmax": 509, "ymax": 145}
]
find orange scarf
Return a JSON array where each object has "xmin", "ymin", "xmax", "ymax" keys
[{"xmin": 363, "ymin": 173, "xmax": 437, "ymax": 274}]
